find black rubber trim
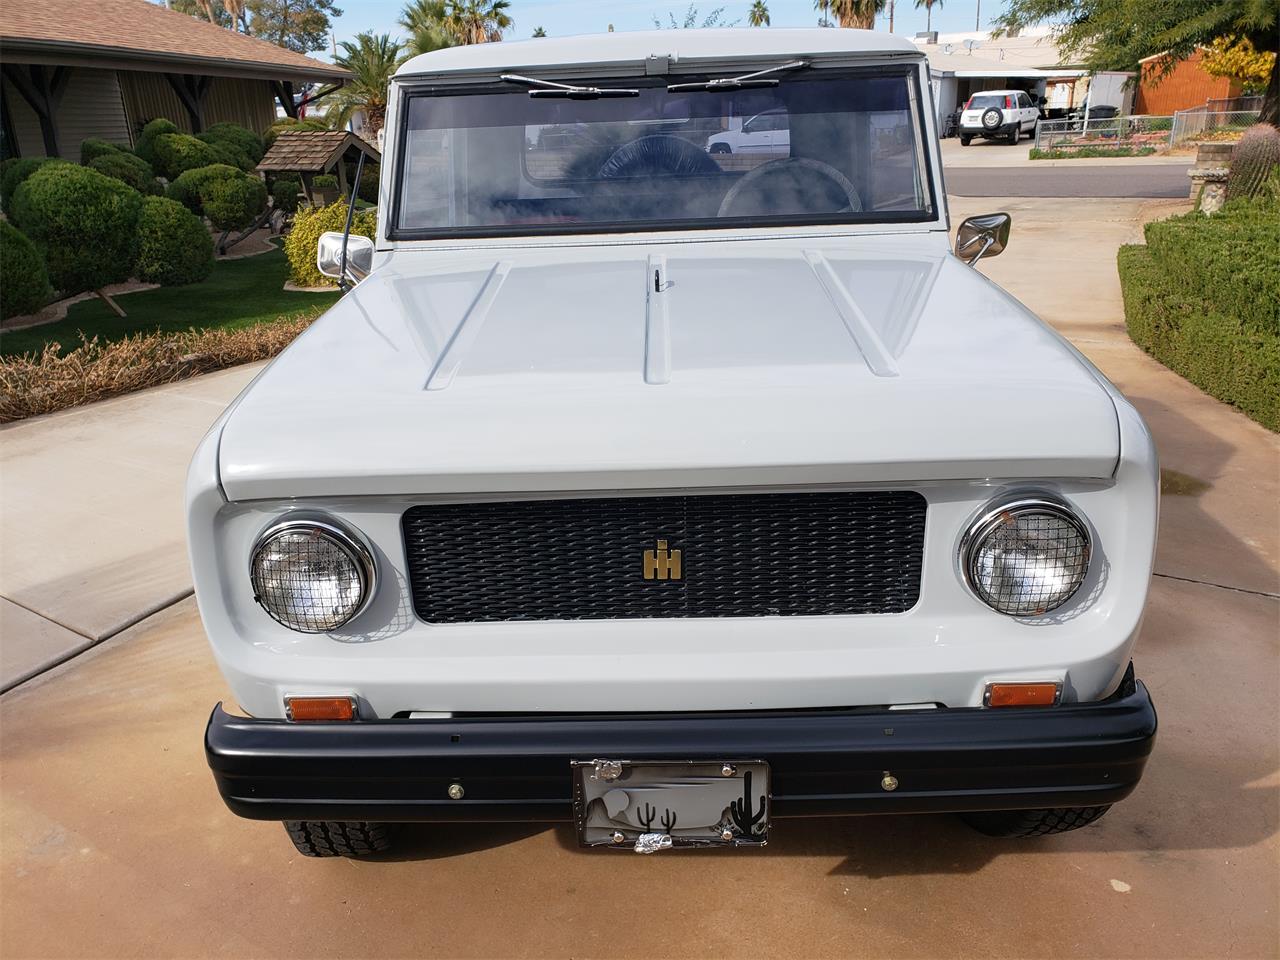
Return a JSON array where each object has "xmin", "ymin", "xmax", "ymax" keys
[{"xmin": 206, "ymin": 665, "xmax": 1155, "ymax": 823}]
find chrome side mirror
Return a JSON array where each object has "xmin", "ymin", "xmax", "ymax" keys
[
  {"xmin": 317, "ymin": 231, "xmax": 373, "ymax": 285},
  {"xmin": 955, "ymin": 213, "xmax": 1011, "ymax": 265}
]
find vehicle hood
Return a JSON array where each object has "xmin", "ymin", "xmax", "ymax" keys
[{"xmin": 218, "ymin": 235, "xmax": 1119, "ymax": 500}]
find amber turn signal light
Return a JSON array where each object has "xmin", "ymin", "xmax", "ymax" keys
[
  {"xmin": 984, "ymin": 682, "xmax": 1061, "ymax": 708},
  {"xmin": 285, "ymin": 696, "xmax": 357, "ymax": 721}
]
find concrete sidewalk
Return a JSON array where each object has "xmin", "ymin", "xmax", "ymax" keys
[{"xmin": 0, "ymin": 363, "xmax": 261, "ymax": 690}]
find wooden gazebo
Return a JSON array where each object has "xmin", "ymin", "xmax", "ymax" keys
[{"xmin": 256, "ymin": 130, "xmax": 380, "ymax": 204}]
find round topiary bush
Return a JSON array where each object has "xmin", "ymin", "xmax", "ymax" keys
[
  {"xmin": 263, "ymin": 117, "xmax": 329, "ymax": 150},
  {"xmin": 358, "ymin": 165, "xmax": 379, "ymax": 204},
  {"xmin": 166, "ymin": 163, "xmax": 244, "ymax": 214},
  {"xmin": 135, "ymin": 117, "xmax": 179, "ymax": 167},
  {"xmin": 1, "ymin": 157, "xmax": 67, "ymax": 216},
  {"xmin": 87, "ymin": 152, "xmax": 162, "ymax": 195},
  {"xmin": 0, "ymin": 220, "xmax": 52, "ymax": 319},
  {"xmin": 313, "ymin": 173, "xmax": 339, "ymax": 190},
  {"xmin": 271, "ymin": 177, "xmax": 302, "ymax": 214},
  {"xmin": 284, "ymin": 201, "xmax": 377, "ymax": 288},
  {"xmin": 153, "ymin": 133, "xmax": 220, "ymax": 180},
  {"xmin": 201, "ymin": 175, "xmax": 268, "ymax": 231},
  {"xmin": 80, "ymin": 137, "xmax": 131, "ymax": 164},
  {"xmin": 198, "ymin": 135, "xmax": 256, "ymax": 172},
  {"xmin": 200, "ymin": 122, "xmax": 265, "ymax": 165},
  {"xmin": 134, "ymin": 195, "xmax": 214, "ymax": 286},
  {"xmin": 11, "ymin": 164, "xmax": 142, "ymax": 296}
]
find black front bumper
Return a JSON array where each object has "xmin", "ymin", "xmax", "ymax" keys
[{"xmin": 206, "ymin": 668, "xmax": 1156, "ymax": 822}]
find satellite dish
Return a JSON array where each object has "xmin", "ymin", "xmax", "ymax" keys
[
  {"xmin": 963, "ymin": 39, "xmax": 979, "ymax": 53},
  {"xmin": 943, "ymin": 43, "xmax": 955, "ymax": 53}
]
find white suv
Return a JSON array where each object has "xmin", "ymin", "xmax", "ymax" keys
[{"xmin": 959, "ymin": 90, "xmax": 1039, "ymax": 145}]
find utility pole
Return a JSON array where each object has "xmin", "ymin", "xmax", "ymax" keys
[
  {"xmin": 975, "ymin": 0, "xmax": 981, "ymax": 31},
  {"xmin": 889, "ymin": 0, "xmax": 895, "ymax": 33}
]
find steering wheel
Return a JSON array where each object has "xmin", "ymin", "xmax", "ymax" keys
[
  {"xmin": 717, "ymin": 158, "xmax": 862, "ymax": 219},
  {"xmin": 597, "ymin": 135, "xmax": 722, "ymax": 179}
]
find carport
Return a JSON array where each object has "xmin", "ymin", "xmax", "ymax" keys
[{"xmin": 920, "ymin": 47, "xmax": 1088, "ymax": 129}]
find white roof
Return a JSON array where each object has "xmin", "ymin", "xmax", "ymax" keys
[
  {"xmin": 922, "ymin": 47, "xmax": 1086, "ymax": 78},
  {"xmin": 397, "ymin": 28, "xmax": 921, "ymax": 77},
  {"xmin": 911, "ymin": 27, "xmax": 1074, "ymax": 70}
]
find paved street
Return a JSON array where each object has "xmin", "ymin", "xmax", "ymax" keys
[
  {"xmin": 2, "ymin": 196, "xmax": 1278, "ymax": 959},
  {"xmin": 946, "ymin": 164, "xmax": 1193, "ymax": 198}
]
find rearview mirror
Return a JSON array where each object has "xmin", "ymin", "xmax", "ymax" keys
[
  {"xmin": 317, "ymin": 231, "xmax": 373, "ymax": 285},
  {"xmin": 955, "ymin": 213, "xmax": 1012, "ymax": 265}
]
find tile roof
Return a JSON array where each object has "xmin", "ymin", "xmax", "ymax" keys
[
  {"xmin": 257, "ymin": 131, "xmax": 380, "ymax": 172},
  {"xmin": 0, "ymin": 0, "xmax": 349, "ymax": 81}
]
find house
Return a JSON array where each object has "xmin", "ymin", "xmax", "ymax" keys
[
  {"xmin": 1134, "ymin": 49, "xmax": 1244, "ymax": 115},
  {"xmin": 0, "ymin": 0, "xmax": 349, "ymax": 160}
]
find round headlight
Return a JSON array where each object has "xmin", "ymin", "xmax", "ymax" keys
[
  {"xmin": 249, "ymin": 519, "xmax": 375, "ymax": 633},
  {"xmin": 960, "ymin": 497, "xmax": 1091, "ymax": 616}
]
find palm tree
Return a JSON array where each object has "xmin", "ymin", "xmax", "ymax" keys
[
  {"xmin": 748, "ymin": 1, "xmax": 770, "ymax": 26},
  {"xmin": 326, "ymin": 32, "xmax": 403, "ymax": 136},
  {"xmin": 532, "ymin": 26, "xmax": 547, "ymax": 37},
  {"xmin": 444, "ymin": 0, "xmax": 513, "ymax": 44},
  {"xmin": 914, "ymin": 0, "xmax": 942, "ymax": 32},
  {"xmin": 400, "ymin": 0, "xmax": 455, "ymax": 55},
  {"xmin": 815, "ymin": 0, "xmax": 884, "ymax": 28}
]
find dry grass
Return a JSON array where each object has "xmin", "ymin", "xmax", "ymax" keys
[{"xmin": 0, "ymin": 309, "xmax": 320, "ymax": 423}]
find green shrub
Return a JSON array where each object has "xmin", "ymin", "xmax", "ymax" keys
[
  {"xmin": 1029, "ymin": 145, "xmax": 1157, "ymax": 160},
  {"xmin": 313, "ymin": 173, "xmax": 338, "ymax": 190},
  {"xmin": 358, "ymin": 165, "xmax": 379, "ymax": 203},
  {"xmin": 135, "ymin": 118, "xmax": 179, "ymax": 167},
  {"xmin": 284, "ymin": 201, "xmax": 377, "ymax": 287},
  {"xmin": 11, "ymin": 164, "xmax": 142, "ymax": 295},
  {"xmin": 80, "ymin": 137, "xmax": 131, "ymax": 164},
  {"xmin": 1119, "ymin": 195, "xmax": 1280, "ymax": 431},
  {"xmin": 271, "ymin": 177, "xmax": 302, "ymax": 214},
  {"xmin": 152, "ymin": 133, "xmax": 220, "ymax": 180},
  {"xmin": 198, "ymin": 135, "xmax": 256, "ymax": 172},
  {"xmin": 1, "ymin": 157, "xmax": 67, "ymax": 216},
  {"xmin": 0, "ymin": 221, "xmax": 52, "ymax": 319},
  {"xmin": 263, "ymin": 117, "xmax": 329, "ymax": 149},
  {"xmin": 166, "ymin": 163, "xmax": 244, "ymax": 214},
  {"xmin": 1226, "ymin": 124, "xmax": 1280, "ymax": 202},
  {"xmin": 133, "ymin": 196, "xmax": 214, "ymax": 287},
  {"xmin": 199, "ymin": 122, "xmax": 265, "ymax": 165},
  {"xmin": 201, "ymin": 175, "xmax": 267, "ymax": 231},
  {"xmin": 87, "ymin": 152, "xmax": 162, "ymax": 195}
]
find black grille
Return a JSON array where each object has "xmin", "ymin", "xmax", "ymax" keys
[{"xmin": 402, "ymin": 491, "xmax": 927, "ymax": 623}]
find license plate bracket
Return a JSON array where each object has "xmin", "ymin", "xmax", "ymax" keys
[{"xmin": 572, "ymin": 759, "xmax": 770, "ymax": 849}]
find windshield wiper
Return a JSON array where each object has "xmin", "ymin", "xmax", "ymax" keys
[
  {"xmin": 667, "ymin": 60, "xmax": 810, "ymax": 93},
  {"xmin": 500, "ymin": 74, "xmax": 640, "ymax": 99}
]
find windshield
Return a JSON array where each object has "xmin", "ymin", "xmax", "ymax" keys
[{"xmin": 393, "ymin": 67, "xmax": 934, "ymax": 239}]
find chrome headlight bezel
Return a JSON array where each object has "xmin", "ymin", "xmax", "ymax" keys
[
  {"xmin": 248, "ymin": 516, "xmax": 377, "ymax": 633},
  {"xmin": 958, "ymin": 495, "xmax": 1092, "ymax": 617}
]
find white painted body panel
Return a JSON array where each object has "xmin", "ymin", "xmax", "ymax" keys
[{"xmin": 186, "ymin": 34, "xmax": 1159, "ymax": 721}]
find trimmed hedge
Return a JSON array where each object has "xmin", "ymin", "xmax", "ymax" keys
[
  {"xmin": 80, "ymin": 137, "xmax": 131, "ymax": 164},
  {"xmin": 284, "ymin": 201, "xmax": 377, "ymax": 287},
  {"xmin": 263, "ymin": 117, "xmax": 328, "ymax": 149},
  {"xmin": 152, "ymin": 133, "xmax": 220, "ymax": 180},
  {"xmin": 0, "ymin": 221, "xmax": 52, "ymax": 319},
  {"xmin": 11, "ymin": 164, "xmax": 142, "ymax": 295},
  {"xmin": 199, "ymin": 136, "xmax": 256, "ymax": 172},
  {"xmin": 135, "ymin": 118, "xmax": 179, "ymax": 168},
  {"xmin": 1119, "ymin": 196, "xmax": 1280, "ymax": 431},
  {"xmin": 166, "ymin": 163, "xmax": 244, "ymax": 214},
  {"xmin": 199, "ymin": 122, "xmax": 265, "ymax": 165},
  {"xmin": 358, "ymin": 165, "xmax": 379, "ymax": 203},
  {"xmin": 135, "ymin": 196, "xmax": 214, "ymax": 286},
  {"xmin": 1, "ymin": 157, "xmax": 67, "ymax": 216},
  {"xmin": 202, "ymin": 176, "xmax": 268, "ymax": 231},
  {"xmin": 87, "ymin": 152, "xmax": 162, "ymax": 195},
  {"xmin": 271, "ymin": 177, "xmax": 303, "ymax": 214}
]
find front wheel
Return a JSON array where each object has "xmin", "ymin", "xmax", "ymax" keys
[
  {"xmin": 709, "ymin": 142, "xmax": 732, "ymax": 155},
  {"xmin": 961, "ymin": 805, "xmax": 1111, "ymax": 838},
  {"xmin": 959, "ymin": 134, "xmax": 972, "ymax": 146},
  {"xmin": 284, "ymin": 820, "xmax": 396, "ymax": 857},
  {"xmin": 1008, "ymin": 128, "xmax": 1021, "ymax": 145}
]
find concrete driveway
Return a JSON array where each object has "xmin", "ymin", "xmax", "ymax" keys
[{"xmin": 1, "ymin": 197, "xmax": 1277, "ymax": 959}]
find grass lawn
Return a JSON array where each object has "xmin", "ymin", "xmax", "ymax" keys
[{"xmin": 0, "ymin": 241, "xmax": 340, "ymax": 357}]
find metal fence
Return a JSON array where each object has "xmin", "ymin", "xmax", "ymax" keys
[
  {"xmin": 1033, "ymin": 115, "xmax": 1174, "ymax": 152},
  {"xmin": 1170, "ymin": 108, "xmax": 1263, "ymax": 146}
]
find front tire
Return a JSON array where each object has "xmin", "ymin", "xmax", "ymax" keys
[
  {"xmin": 959, "ymin": 134, "xmax": 972, "ymax": 146},
  {"xmin": 709, "ymin": 142, "xmax": 732, "ymax": 155},
  {"xmin": 1008, "ymin": 128, "xmax": 1021, "ymax": 145},
  {"xmin": 961, "ymin": 805, "xmax": 1111, "ymax": 838},
  {"xmin": 284, "ymin": 820, "xmax": 396, "ymax": 857}
]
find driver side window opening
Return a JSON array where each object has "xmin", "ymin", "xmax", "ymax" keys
[{"xmin": 395, "ymin": 67, "xmax": 934, "ymax": 239}]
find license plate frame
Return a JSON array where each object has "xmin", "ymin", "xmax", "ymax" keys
[{"xmin": 571, "ymin": 759, "xmax": 770, "ymax": 849}]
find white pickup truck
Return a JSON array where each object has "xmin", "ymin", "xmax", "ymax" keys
[{"xmin": 191, "ymin": 29, "xmax": 1158, "ymax": 858}]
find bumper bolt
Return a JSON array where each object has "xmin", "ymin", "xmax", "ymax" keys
[
  {"xmin": 721, "ymin": 828, "xmax": 734, "ymax": 841},
  {"xmin": 880, "ymin": 772, "xmax": 898, "ymax": 792},
  {"xmin": 447, "ymin": 783, "xmax": 465, "ymax": 800},
  {"xmin": 612, "ymin": 831, "xmax": 626, "ymax": 845},
  {"xmin": 721, "ymin": 764, "xmax": 736, "ymax": 777}
]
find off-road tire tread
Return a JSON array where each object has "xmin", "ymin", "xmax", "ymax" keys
[
  {"xmin": 962, "ymin": 805, "xmax": 1111, "ymax": 838},
  {"xmin": 283, "ymin": 820, "xmax": 396, "ymax": 857}
]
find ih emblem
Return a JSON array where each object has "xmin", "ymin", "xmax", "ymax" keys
[{"xmin": 643, "ymin": 539, "xmax": 682, "ymax": 581}]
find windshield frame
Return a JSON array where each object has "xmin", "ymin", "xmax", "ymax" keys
[{"xmin": 385, "ymin": 59, "xmax": 941, "ymax": 243}]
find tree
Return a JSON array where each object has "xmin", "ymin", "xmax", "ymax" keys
[
  {"xmin": 326, "ymin": 32, "xmax": 403, "ymax": 135},
  {"xmin": 914, "ymin": 0, "xmax": 942, "ymax": 32},
  {"xmin": 246, "ymin": 0, "xmax": 343, "ymax": 54},
  {"xmin": 1202, "ymin": 36, "xmax": 1277, "ymax": 95},
  {"xmin": 169, "ymin": 0, "xmax": 235, "ymax": 27},
  {"xmin": 532, "ymin": 25, "xmax": 547, "ymax": 37},
  {"xmin": 653, "ymin": 5, "xmax": 737, "ymax": 28},
  {"xmin": 814, "ymin": 0, "xmax": 883, "ymax": 29},
  {"xmin": 444, "ymin": 0, "xmax": 513, "ymax": 43},
  {"xmin": 996, "ymin": 0, "xmax": 1279, "ymax": 126},
  {"xmin": 748, "ymin": 0, "xmax": 770, "ymax": 26},
  {"xmin": 400, "ymin": 0, "xmax": 455, "ymax": 55}
]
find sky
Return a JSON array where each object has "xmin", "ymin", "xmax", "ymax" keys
[{"xmin": 325, "ymin": 0, "xmax": 1004, "ymax": 56}]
